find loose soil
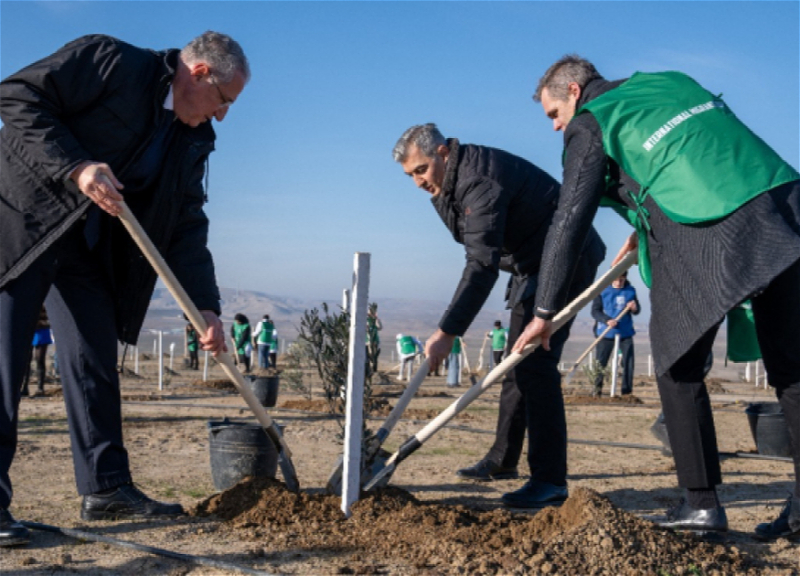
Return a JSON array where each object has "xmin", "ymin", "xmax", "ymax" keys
[{"xmin": 4, "ymin": 357, "xmax": 800, "ymax": 575}]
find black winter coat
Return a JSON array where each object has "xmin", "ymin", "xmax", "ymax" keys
[
  {"xmin": 432, "ymin": 139, "xmax": 605, "ymax": 336},
  {"xmin": 0, "ymin": 35, "xmax": 221, "ymax": 344}
]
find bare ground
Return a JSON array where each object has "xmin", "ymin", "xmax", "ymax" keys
[{"xmin": 3, "ymin": 358, "xmax": 800, "ymax": 575}]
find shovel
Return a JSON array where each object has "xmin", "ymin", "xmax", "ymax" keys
[
  {"xmin": 325, "ymin": 358, "xmax": 430, "ymax": 495},
  {"xmin": 363, "ymin": 252, "xmax": 637, "ymax": 491},
  {"xmin": 563, "ymin": 307, "xmax": 631, "ymax": 386},
  {"xmin": 117, "ymin": 202, "xmax": 300, "ymax": 492}
]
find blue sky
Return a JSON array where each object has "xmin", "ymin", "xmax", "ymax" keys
[{"xmin": 1, "ymin": 1, "xmax": 798, "ymax": 322}]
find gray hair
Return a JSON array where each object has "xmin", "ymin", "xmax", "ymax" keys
[
  {"xmin": 182, "ymin": 31, "xmax": 250, "ymax": 84},
  {"xmin": 392, "ymin": 123, "xmax": 446, "ymax": 162},
  {"xmin": 533, "ymin": 54, "xmax": 602, "ymax": 102}
]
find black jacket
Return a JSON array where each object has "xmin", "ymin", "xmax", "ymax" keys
[
  {"xmin": 432, "ymin": 139, "xmax": 605, "ymax": 336},
  {"xmin": 0, "ymin": 35, "xmax": 221, "ymax": 344}
]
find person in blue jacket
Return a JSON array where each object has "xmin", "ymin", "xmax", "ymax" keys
[{"xmin": 590, "ymin": 272, "xmax": 640, "ymax": 396}]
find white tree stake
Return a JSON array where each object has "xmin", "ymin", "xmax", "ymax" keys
[
  {"xmin": 342, "ymin": 253, "xmax": 370, "ymax": 518},
  {"xmin": 158, "ymin": 331, "xmax": 164, "ymax": 391},
  {"xmin": 609, "ymin": 334, "xmax": 620, "ymax": 397}
]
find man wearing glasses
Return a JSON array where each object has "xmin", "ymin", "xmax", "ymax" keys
[{"xmin": 0, "ymin": 31, "xmax": 248, "ymax": 546}]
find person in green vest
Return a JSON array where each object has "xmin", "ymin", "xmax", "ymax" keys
[
  {"xmin": 487, "ymin": 321, "xmax": 508, "ymax": 368},
  {"xmin": 253, "ymin": 314, "xmax": 275, "ymax": 369},
  {"xmin": 230, "ymin": 313, "xmax": 252, "ymax": 373},
  {"xmin": 446, "ymin": 336, "xmax": 463, "ymax": 387},
  {"xmin": 185, "ymin": 322, "xmax": 199, "ymax": 370},
  {"xmin": 396, "ymin": 333, "xmax": 422, "ymax": 382},
  {"xmin": 515, "ymin": 54, "xmax": 800, "ymax": 539}
]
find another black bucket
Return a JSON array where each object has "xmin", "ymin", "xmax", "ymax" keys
[
  {"xmin": 245, "ymin": 375, "xmax": 279, "ymax": 408},
  {"xmin": 745, "ymin": 402, "xmax": 793, "ymax": 457},
  {"xmin": 207, "ymin": 419, "xmax": 279, "ymax": 491}
]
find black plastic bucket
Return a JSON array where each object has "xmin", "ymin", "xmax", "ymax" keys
[
  {"xmin": 207, "ymin": 419, "xmax": 279, "ymax": 491},
  {"xmin": 245, "ymin": 375, "xmax": 279, "ymax": 408},
  {"xmin": 745, "ymin": 402, "xmax": 793, "ymax": 457}
]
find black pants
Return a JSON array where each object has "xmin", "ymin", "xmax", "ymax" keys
[
  {"xmin": 484, "ymin": 295, "xmax": 575, "ymax": 485},
  {"xmin": 658, "ymin": 258, "xmax": 800, "ymax": 490},
  {"xmin": 188, "ymin": 349, "xmax": 199, "ymax": 370},
  {"xmin": 593, "ymin": 337, "xmax": 634, "ymax": 394},
  {"xmin": 492, "ymin": 350, "xmax": 504, "ymax": 367},
  {"xmin": 22, "ymin": 344, "xmax": 49, "ymax": 390},
  {"xmin": 0, "ymin": 224, "xmax": 130, "ymax": 509}
]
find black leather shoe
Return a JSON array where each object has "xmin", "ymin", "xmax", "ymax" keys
[
  {"xmin": 754, "ymin": 495, "xmax": 800, "ymax": 541},
  {"xmin": 456, "ymin": 458, "xmax": 518, "ymax": 481},
  {"xmin": 81, "ymin": 483, "xmax": 184, "ymax": 521},
  {"xmin": 501, "ymin": 480, "xmax": 568, "ymax": 509},
  {"xmin": 660, "ymin": 499, "xmax": 728, "ymax": 532},
  {"xmin": 0, "ymin": 509, "xmax": 30, "ymax": 547}
]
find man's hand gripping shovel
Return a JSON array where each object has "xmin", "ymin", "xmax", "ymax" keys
[
  {"xmin": 117, "ymin": 202, "xmax": 300, "ymax": 492},
  {"xmin": 325, "ymin": 358, "xmax": 430, "ymax": 495},
  {"xmin": 364, "ymin": 251, "xmax": 638, "ymax": 492}
]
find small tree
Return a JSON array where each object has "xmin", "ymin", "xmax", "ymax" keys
[{"xmin": 297, "ymin": 302, "xmax": 381, "ymax": 439}]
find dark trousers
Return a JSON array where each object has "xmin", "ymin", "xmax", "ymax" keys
[
  {"xmin": 657, "ymin": 258, "xmax": 800, "ymax": 490},
  {"xmin": 0, "ymin": 224, "xmax": 130, "ymax": 509},
  {"xmin": 485, "ymin": 295, "xmax": 574, "ymax": 485},
  {"xmin": 492, "ymin": 350, "xmax": 504, "ymax": 367},
  {"xmin": 593, "ymin": 337, "xmax": 634, "ymax": 394},
  {"xmin": 188, "ymin": 349, "xmax": 199, "ymax": 370},
  {"xmin": 22, "ymin": 344, "xmax": 49, "ymax": 391}
]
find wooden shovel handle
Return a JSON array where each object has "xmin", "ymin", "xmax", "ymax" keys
[{"xmin": 116, "ymin": 202, "xmax": 292, "ymax": 458}]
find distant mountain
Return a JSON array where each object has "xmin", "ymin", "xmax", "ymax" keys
[{"xmin": 142, "ymin": 286, "xmax": 617, "ymax": 358}]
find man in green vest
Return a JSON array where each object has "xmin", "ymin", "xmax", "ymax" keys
[
  {"xmin": 396, "ymin": 333, "xmax": 422, "ymax": 382},
  {"xmin": 487, "ymin": 321, "xmax": 508, "ymax": 368},
  {"xmin": 185, "ymin": 322, "xmax": 199, "ymax": 370},
  {"xmin": 253, "ymin": 314, "xmax": 275, "ymax": 369},
  {"xmin": 515, "ymin": 54, "xmax": 800, "ymax": 539},
  {"xmin": 230, "ymin": 313, "xmax": 252, "ymax": 373}
]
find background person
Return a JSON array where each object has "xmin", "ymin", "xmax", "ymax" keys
[
  {"xmin": 21, "ymin": 307, "xmax": 53, "ymax": 397},
  {"xmin": 253, "ymin": 314, "xmax": 275, "ymax": 369},
  {"xmin": 446, "ymin": 336, "xmax": 464, "ymax": 388},
  {"xmin": 516, "ymin": 54, "xmax": 800, "ymax": 537},
  {"xmin": 393, "ymin": 123, "xmax": 605, "ymax": 505},
  {"xmin": 396, "ymin": 333, "xmax": 422, "ymax": 381},
  {"xmin": 590, "ymin": 272, "xmax": 640, "ymax": 396},
  {"xmin": 0, "ymin": 31, "xmax": 247, "ymax": 547},
  {"xmin": 488, "ymin": 320, "xmax": 508, "ymax": 368},
  {"xmin": 186, "ymin": 322, "xmax": 199, "ymax": 370},
  {"xmin": 231, "ymin": 313, "xmax": 252, "ymax": 373}
]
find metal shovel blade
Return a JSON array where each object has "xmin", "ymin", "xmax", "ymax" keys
[{"xmin": 326, "ymin": 447, "xmax": 392, "ymax": 496}]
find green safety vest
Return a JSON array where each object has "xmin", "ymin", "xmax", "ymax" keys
[
  {"xmin": 257, "ymin": 320, "xmax": 274, "ymax": 344},
  {"xmin": 491, "ymin": 328, "xmax": 507, "ymax": 351},
  {"xmin": 232, "ymin": 323, "xmax": 250, "ymax": 354},
  {"xmin": 577, "ymin": 71, "xmax": 799, "ymax": 288},
  {"xmin": 398, "ymin": 335, "xmax": 417, "ymax": 355},
  {"xmin": 186, "ymin": 328, "xmax": 198, "ymax": 352}
]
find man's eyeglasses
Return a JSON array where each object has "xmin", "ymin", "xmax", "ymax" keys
[{"xmin": 209, "ymin": 75, "xmax": 233, "ymax": 109}]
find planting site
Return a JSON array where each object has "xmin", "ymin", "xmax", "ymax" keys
[{"xmin": 4, "ymin": 351, "xmax": 800, "ymax": 575}]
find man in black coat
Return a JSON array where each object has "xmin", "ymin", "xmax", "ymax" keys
[
  {"xmin": 392, "ymin": 123, "xmax": 605, "ymax": 508},
  {"xmin": 515, "ymin": 54, "xmax": 800, "ymax": 539},
  {"xmin": 0, "ymin": 32, "xmax": 249, "ymax": 547}
]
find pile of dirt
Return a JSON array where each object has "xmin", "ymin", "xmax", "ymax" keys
[
  {"xmin": 190, "ymin": 378, "xmax": 237, "ymax": 392},
  {"xmin": 564, "ymin": 394, "xmax": 644, "ymax": 405},
  {"xmin": 193, "ymin": 478, "xmax": 770, "ymax": 575}
]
